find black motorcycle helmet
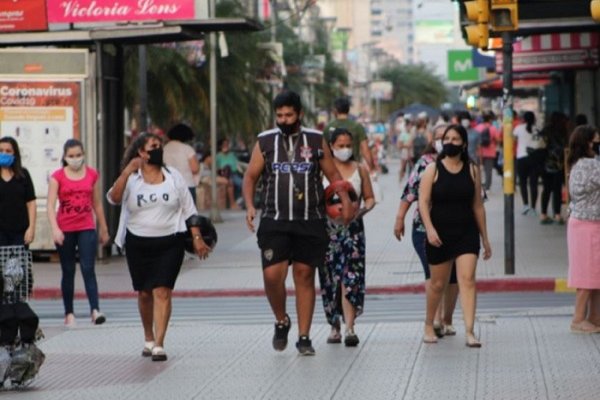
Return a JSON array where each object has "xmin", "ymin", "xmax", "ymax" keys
[{"xmin": 184, "ymin": 215, "xmax": 218, "ymax": 253}]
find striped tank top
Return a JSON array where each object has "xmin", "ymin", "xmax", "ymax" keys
[{"xmin": 258, "ymin": 127, "xmax": 325, "ymax": 221}]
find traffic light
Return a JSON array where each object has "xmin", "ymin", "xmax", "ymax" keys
[
  {"xmin": 490, "ymin": 0, "xmax": 518, "ymax": 31},
  {"xmin": 461, "ymin": 0, "xmax": 490, "ymax": 49},
  {"xmin": 592, "ymin": 0, "xmax": 600, "ymax": 21}
]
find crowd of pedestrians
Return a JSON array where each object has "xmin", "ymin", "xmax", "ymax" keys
[{"xmin": 1, "ymin": 91, "xmax": 599, "ymax": 363}]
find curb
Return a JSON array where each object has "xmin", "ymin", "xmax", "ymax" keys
[{"xmin": 31, "ymin": 278, "xmax": 572, "ymax": 300}]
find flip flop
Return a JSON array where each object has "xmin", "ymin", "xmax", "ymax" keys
[
  {"xmin": 466, "ymin": 337, "xmax": 482, "ymax": 348},
  {"xmin": 433, "ymin": 323, "xmax": 445, "ymax": 338},
  {"xmin": 423, "ymin": 334, "xmax": 438, "ymax": 344}
]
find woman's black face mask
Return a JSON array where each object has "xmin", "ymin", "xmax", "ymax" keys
[{"xmin": 147, "ymin": 147, "xmax": 163, "ymax": 166}]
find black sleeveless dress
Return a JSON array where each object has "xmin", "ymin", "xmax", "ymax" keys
[{"xmin": 425, "ymin": 159, "xmax": 480, "ymax": 265}]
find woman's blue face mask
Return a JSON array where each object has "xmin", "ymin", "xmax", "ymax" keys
[{"xmin": 0, "ymin": 153, "xmax": 15, "ymax": 167}]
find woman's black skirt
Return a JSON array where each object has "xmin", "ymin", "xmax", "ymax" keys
[{"xmin": 124, "ymin": 230, "xmax": 186, "ymax": 291}]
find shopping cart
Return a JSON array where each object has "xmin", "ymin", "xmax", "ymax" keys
[{"xmin": 0, "ymin": 245, "xmax": 44, "ymax": 389}]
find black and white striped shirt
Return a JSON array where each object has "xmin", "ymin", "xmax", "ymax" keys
[{"xmin": 258, "ymin": 127, "xmax": 325, "ymax": 221}]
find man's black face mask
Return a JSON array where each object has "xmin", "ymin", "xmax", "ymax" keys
[{"xmin": 277, "ymin": 120, "xmax": 300, "ymax": 135}]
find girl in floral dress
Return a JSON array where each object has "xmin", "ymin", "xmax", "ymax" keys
[{"xmin": 320, "ymin": 128, "xmax": 375, "ymax": 346}]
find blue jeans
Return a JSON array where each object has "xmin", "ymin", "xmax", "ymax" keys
[
  {"xmin": 412, "ymin": 225, "xmax": 457, "ymax": 283},
  {"xmin": 56, "ymin": 229, "xmax": 100, "ymax": 315},
  {"xmin": 412, "ymin": 227, "xmax": 430, "ymax": 280}
]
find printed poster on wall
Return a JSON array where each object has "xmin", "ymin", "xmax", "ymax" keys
[
  {"xmin": 0, "ymin": 81, "xmax": 81, "ymax": 197},
  {"xmin": 0, "ymin": 0, "xmax": 48, "ymax": 32}
]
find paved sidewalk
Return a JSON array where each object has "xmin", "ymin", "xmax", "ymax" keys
[
  {"xmin": 14, "ymin": 161, "xmax": 596, "ymax": 400},
  {"xmin": 13, "ymin": 313, "xmax": 600, "ymax": 400},
  {"xmin": 31, "ymin": 159, "xmax": 569, "ymax": 299}
]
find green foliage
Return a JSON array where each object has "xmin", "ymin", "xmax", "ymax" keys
[
  {"xmin": 378, "ymin": 61, "xmax": 448, "ymax": 118},
  {"xmin": 123, "ymin": 0, "xmax": 348, "ymax": 144}
]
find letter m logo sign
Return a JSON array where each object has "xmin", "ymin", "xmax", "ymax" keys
[{"xmin": 448, "ymin": 50, "xmax": 479, "ymax": 82}]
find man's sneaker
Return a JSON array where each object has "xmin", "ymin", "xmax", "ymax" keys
[
  {"xmin": 272, "ymin": 314, "xmax": 291, "ymax": 351},
  {"xmin": 296, "ymin": 335, "xmax": 315, "ymax": 356},
  {"xmin": 344, "ymin": 330, "xmax": 360, "ymax": 347}
]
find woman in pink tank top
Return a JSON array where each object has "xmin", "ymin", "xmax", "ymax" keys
[{"xmin": 47, "ymin": 139, "xmax": 110, "ymax": 328}]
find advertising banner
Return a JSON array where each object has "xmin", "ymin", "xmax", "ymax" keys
[
  {"xmin": 415, "ymin": 20, "xmax": 453, "ymax": 44},
  {"xmin": 46, "ymin": 0, "xmax": 195, "ymax": 23},
  {"xmin": 0, "ymin": 0, "xmax": 48, "ymax": 32},
  {"xmin": 448, "ymin": 50, "xmax": 479, "ymax": 82},
  {"xmin": 0, "ymin": 81, "xmax": 81, "ymax": 196}
]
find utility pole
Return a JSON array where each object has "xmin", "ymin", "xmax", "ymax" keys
[
  {"xmin": 502, "ymin": 31, "xmax": 515, "ymax": 275},
  {"xmin": 138, "ymin": 45, "xmax": 147, "ymax": 132},
  {"xmin": 269, "ymin": 0, "xmax": 276, "ymax": 124},
  {"xmin": 209, "ymin": 0, "xmax": 223, "ymax": 223}
]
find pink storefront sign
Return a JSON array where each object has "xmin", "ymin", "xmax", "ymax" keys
[{"xmin": 46, "ymin": 0, "xmax": 195, "ymax": 23}]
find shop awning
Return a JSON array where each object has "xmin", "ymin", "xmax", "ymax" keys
[
  {"xmin": 461, "ymin": 73, "xmax": 551, "ymax": 93},
  {"xmin": 0, "ymin": 18, "xmax": 263, "ymax": 46}
]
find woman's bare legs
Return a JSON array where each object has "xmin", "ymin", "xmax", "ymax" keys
[
  {"xmin": 455, "ymin": 254, "xmax": 479, "ymax": 346},
  {"xmin": 425, "ymin": 261, "xmax": 453, "ymax": 340}
]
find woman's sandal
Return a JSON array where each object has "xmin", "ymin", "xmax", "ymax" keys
[
  {"xmin": 142, "ymin": 341, "xmax": 154, "ymax": 357},
  {"xmin": 433, "ymin": 322, "xmax": 445, "ymax": 338},
  {"xmin": 423, "ymin": 322, "xmax": 438, "ymax": 344},
  {"xmin": 443, "ymin": 325, "xmax": 457, "ymax": 336},
  {"xmin": 465, "ymin": 336, "xmax": 482, "ymax": 348},
  {"xmin": 151, "ymin": 346, "xmax": 167, "ymax": 362},
  {"xmin": 423, "ymin": 334, "xmax": 438, "ymax": 344}
]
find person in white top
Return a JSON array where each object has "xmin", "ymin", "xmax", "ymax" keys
[
  {"xmin": 107, "ymin": 133, "xmax": 211, "ymax": 362},
  {"xmin": 319, "ymin": 128, "xmax": 376, "ymax": 347},
  {"xmin": 163, "ymin": 123, "xmax": 200, "ymax": 204},
  {"xmin": 513, "ymin": 111, "xmax": 545, "ymax": 216}
]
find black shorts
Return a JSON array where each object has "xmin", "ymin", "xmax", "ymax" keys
[
  {"xmin": 256, "ymin": 218, "xmax": 329, "ymax": 269},
  {"xmin": 124, "ymin": 230, "xmax": 186, "ymax": 291}
]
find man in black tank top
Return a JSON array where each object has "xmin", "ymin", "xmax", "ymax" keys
[{"xmin": 243, "ymin": 91, "xmax": 355, "ymax": 355}]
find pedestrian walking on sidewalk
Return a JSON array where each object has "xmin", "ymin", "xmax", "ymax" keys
[
  {"xmin": 539, "ymin": 111, "xmax": 568, "ymax": 224},
  {"xmin": 163, "ymin": 123, "xmax": 201, "ymax": 204},
  {"xmin": 320, "ymin": 128, "xmax": 375, "ymax": 347},
  {"xmin": 475, "ymin": 111, "xmax": 501, "ymax": 191},
  {"xmin": 418, "ymin": 124, "xmax": 492, "ymax": 348},
  {"xmin": 394, "ymin": 124, "xmax": 459, "ymax": 338},
  {"xmin": 107, "ymin": 133, "xmax": 211, "ymax": 361},
  {"xmin": 514, "ymin": 111, "xmax": 545, "ymax": 216},
  {"xmin": 243, "ymin": 91, "xmax": 354, "ymax": 356},
  {"xmin": 323, "ymin": 97, "xmax": 374, "ymax": 171},
  {"xmin": 566, "ymin": 126, "xmax": 600, "ymax": 333},
  {"xmin": 0, "ymin": 137, "xmax": 36, "ymax": 247},
  {"xmin": 47, "ymin": 139, "xmax": 110, "ymax": 328}
]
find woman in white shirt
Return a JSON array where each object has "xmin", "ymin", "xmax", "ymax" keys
[
  {"xmin": 514, "ymin": 111, "xmax": 544, "ymax": 216},
  {"xmin": 107, "ymin": 133, "xmax": 211, "ymax": 362},
  {"xmin": 163, "ymin": 123, "xmax": 200, "ymax": 204}
]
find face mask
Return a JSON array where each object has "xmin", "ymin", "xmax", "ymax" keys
[
  {"xmin": 461, "ymin": 119, "xmax": 471, "ymax": 129},
  {"xmin": 147, "ymin": 148, "xmax": 163, "ymax": 166},
  {"xmin": 65, "ymin": 156, "xmax": 84, "ymax": 170},
  {"xmin": 434, "ymin": 139, "xmax": 443, "ymax": 154},
  {"xmin": 333, "ymin": 148, "xmax": 353, "ymax": 162},
  {"xmin": 277, "ymin": 121, "xmax": 300, "ymax": 135},
  {"xmin": 0, "ymin": 153, "xmax": 15, "ymax": 167},
  {"xmin": 443, "ymin": 143, "xmax": 463, "ymax": 157},
  {"xmin": 593, "ymin": 142, "xmax": 600, "ymax": 156}
]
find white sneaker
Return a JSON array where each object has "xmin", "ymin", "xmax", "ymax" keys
[{"xmin": 521, "ymin": 206, "xmax": 531, "ymax": 215}]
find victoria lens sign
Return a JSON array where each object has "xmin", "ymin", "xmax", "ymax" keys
[
  {"xmin": 46, "ymin": 0, "xmax": 195, "ymax": 23},
  {"xmin": 0, "ymin": 0, "xmax": 48, "ymax": 32}
]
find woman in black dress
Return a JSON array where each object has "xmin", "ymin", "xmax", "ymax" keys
[{"xmin": 418, "ymin": 124, "xmax": 492, "ymax": 347}]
